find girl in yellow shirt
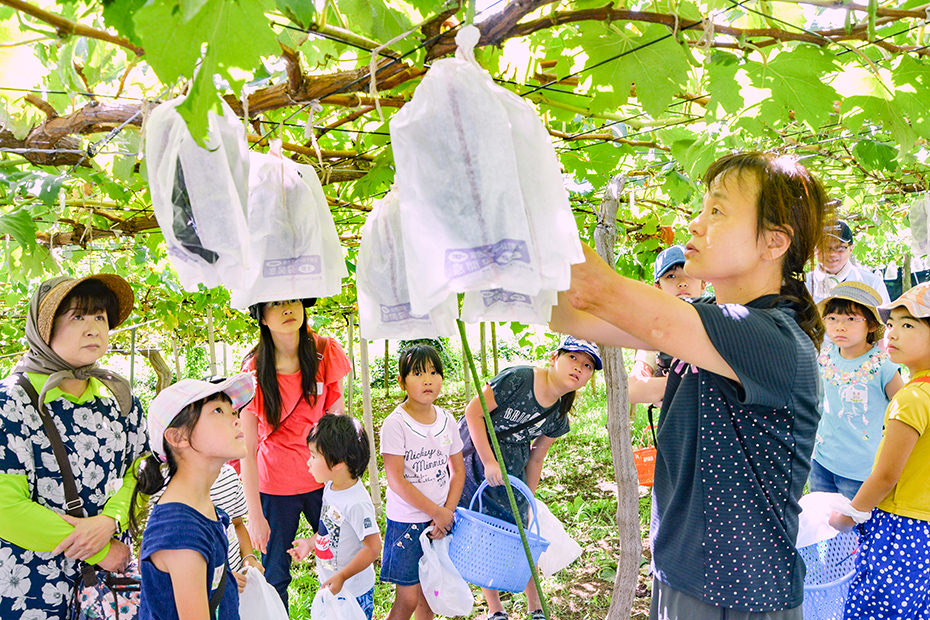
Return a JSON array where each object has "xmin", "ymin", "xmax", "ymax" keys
[{"xmin": 831, "ymin": 281, "xmax": 930, "ymax": 619}]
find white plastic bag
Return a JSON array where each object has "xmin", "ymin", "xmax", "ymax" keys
[
  {"xmin": 535, "ymin": 498, "xmax": 582, "ymax": 576},
  {"xmin": 390, "ymin": 26, "xmax": 542, "ymax": 314},
  {"xmin": 144, "ymin": 96, "xmax": 250, "ymax": 292},
  {"xmin": 230, "ymin": 139, "xmax": 347, "ymax": 309},
  {"xmin": 418, "ymin": 527, "xmax": 474, "ymax": 617},
  {"xmin": 238, "ymin": 566, "xmax": 289, "ymax": 620},
  {"xmin": 310, "ymin": 586, "xmax": 366, "ymax": 620},
  {"xmin": 357, "ymin": 189, "xmax": 458, "ymax": 339},
  {"xmin": 797, "ymin": 491, "xmax": 849, "ymax": 548},
  {"xmin": 461, "ymin": 288, "xmax": 557, "ymax": 324}
]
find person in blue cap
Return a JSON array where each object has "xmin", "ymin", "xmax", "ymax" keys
[
  {"xmin": 806, "ymin": 220, "xmax": 890, "ymax": 304},
  {"xmin": 457, "ymin": 335, "xmax": 601, "ymax": 620},
  {"xmin": 629, "ymin": 246, "xmax": 706, "ymax": 406}
]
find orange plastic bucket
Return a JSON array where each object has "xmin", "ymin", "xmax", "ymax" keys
[{"xmin": 633, "ymin": 428, "xmax": 656, "ymax": 486}]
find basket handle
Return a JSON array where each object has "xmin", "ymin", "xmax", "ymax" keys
[{"xmin": 470, "ymin": 475, "xmax": 541, "ymax": 538}]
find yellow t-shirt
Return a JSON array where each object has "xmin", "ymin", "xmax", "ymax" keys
[{"xmin": 876, "ymin": 370, "xmax": 930, "ymax": 520}]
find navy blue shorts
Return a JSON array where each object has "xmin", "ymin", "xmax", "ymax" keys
[{"xmin": 379, "ymin": 519, "xmax": 431, "ymax": 585}]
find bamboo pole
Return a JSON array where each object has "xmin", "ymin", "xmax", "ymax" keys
[
  {"xmin": 171, "ymin": 338, "xmax": 181, "ymax": 380},
  {"xmin": 480, "ymin": 322, "xmax": 487, "ymax": 377},
  {"xmin": 206, "ymin": 307, "xmax": 217, "ymax": 376},
  {"xmin": 346, "ymin": 314, "xmax": 355, "ymax": 417},
  {"xmin": 384, "ymin": 340, "xmax": 390, "ymax": 398},
  {"xmin": 359, "ymin": 338, "xmax": 381, "ymax": 514},
  {"xmin": 461, "ymin": 337, "xmax": 471, "ymax": 400},
  {"xmin": 129, "ymin": 327, "xmax": 136, "ymax": 387},
  {"xmin": 491, "ymin": 322, "xmax": 499, "ymax": 375}
]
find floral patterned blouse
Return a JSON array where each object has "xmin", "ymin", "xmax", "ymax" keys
[{"xmin": 0, "ymin": 373, "xmax": 146, "ymax": 619}]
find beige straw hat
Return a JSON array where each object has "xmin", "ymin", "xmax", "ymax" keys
[{"xmin": 36, "ymin": 274, "xmax": 134, "ymax": 344}]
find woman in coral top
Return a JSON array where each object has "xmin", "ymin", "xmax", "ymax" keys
[{"xmin": 239, "ymin": 297, "xmax": 351, "ymax": 609}]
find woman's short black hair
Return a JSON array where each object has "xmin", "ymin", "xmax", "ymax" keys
[
  {"xmin": 55, "ymin": 279, "xmax": 120, "ymax": 329},
  {"xmin": 306, "ymin": 414, "xmax": 370, "ymax": 479},
  {"xmin": 398, "ymin": 344, "xmax": 444, "ymax": 382}
]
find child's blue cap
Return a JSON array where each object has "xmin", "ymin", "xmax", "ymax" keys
[
  {"xmin": 654, "ymin": 245, "xmax": 687, "ymax": 282},
  {"xmin": 557, "ymin": 335, "xmax": 602, "ymax": 370}
]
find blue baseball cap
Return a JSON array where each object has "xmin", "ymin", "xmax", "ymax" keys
[
  {"xmin": 556, "ymin": 335, "xmax": 602, "ymax": 370},
  {"xmin": 654, "ymin": 245, "xmax": 687, "ymax": 281}
]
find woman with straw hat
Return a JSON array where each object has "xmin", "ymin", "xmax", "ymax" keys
[{"xmin": 0, "ymin": 274, "xmax": 147, "ymax": 619}]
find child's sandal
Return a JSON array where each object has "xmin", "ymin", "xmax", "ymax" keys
[
  {"xmin": 529, "ymin": 609, "xmax": 546, "ymax": 620},
  {"xmin": 487, "ymin": 613, "xmax": 509, "ymax": 620}
]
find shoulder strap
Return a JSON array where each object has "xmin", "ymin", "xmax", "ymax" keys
[
  {"xmin": 208, "ymin": 559, "xmax": 229, "ymax": 618},
  {"xmin": 14, "ymin": 373, "xmax": 85, "ymax": 518},
  {"xmin": 14, "ymin": 373, "xmax": 99, "ymax": 588}
]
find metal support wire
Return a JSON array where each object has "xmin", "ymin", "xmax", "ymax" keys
[
  {"xmin": 457, "ymin": 320, "xmax": 551, "ymax": 620},
  {"xmin": 65, "ymin": 108, "xmax": 143, "ymax": 174}
]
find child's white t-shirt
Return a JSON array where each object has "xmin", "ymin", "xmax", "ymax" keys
[
  {"xmin": 314, "ymin": 480, "xmax": 380, "ymax": 597},
  {"xmin": 380, "ymin": 404, "xmax": 464, "ymax": 523}
]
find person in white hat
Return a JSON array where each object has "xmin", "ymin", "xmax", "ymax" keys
[{"xmin": 130, "ymin": 374, "xmax": 254, "ymax": 620}]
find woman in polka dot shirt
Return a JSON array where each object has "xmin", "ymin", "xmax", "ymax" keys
[{"xmin": 552, "ymin": 152, "xmax": 828, "ymax": 619}]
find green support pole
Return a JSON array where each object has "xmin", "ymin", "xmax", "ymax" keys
[{"xmin": 457, "ymin": 320, "xmax": 550, "ymax": 620}]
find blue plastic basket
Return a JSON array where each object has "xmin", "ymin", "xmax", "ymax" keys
[
  {"xmin": 799, "ymin": 531, "xmax": 859, "ymax": 620},
  {"xmin": 448, "ymin": 476, "xmax": 550, "ymax": 592}
]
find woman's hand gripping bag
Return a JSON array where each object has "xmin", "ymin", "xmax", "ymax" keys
[
  {"xmin": 357, "ymin": 188, "xmax": 458, "ymax": 339},
  {"xmin": 232, "ymin": 139, "xmax": 347, "ymax": 309},
  {"xmin": 389, "ymin": 25, "xmax": 542, "ymax": 315},
  {"xmin": 238, "ymin": 566, "xmax": 289, "ymax": 620},
  {"xmin": 418, "ymin": 527, "xmax": 474, "ymax": 617},
  {"xmin": 310, "ymin": 587, "xmax": 366, "ymax": 620},
  {"xmin": 535, "ymin": 498, "xmax": 583, "ymax": 576},
  {"xmin": 144, "ymin": 96, "xmax": 250, "ymax": 291}
]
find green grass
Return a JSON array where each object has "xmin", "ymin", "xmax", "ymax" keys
[{"xmin": 287, "ymin": 375, "xmax": 652, "ymax": 619}]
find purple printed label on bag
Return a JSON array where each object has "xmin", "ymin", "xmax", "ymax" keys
[
  {"xmin": 444, "ymin": 239, "xmax": 530, "ymax": 278},
  {"xmin": 380, "ymin": 303, "xmax": 429, "ymax": 323},
  {"xmin": 263, "ymin": 255, "xmax": 322, "ymax": 277},
  {"xmin": 482, "ymin": 289, "xmax": 532, "ymax": 307}
]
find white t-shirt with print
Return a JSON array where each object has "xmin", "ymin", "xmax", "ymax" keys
[
  {"xmin": 314, "ymin": 480, "xmax": 380, "ymax": 597},
  {"xmin": 380, "ymin": 404, "xmax": 464, "ymax": 523}
]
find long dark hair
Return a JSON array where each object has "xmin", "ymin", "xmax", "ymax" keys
[
  {"xmin": 128, "ymin": 392, "xmax": 232, "ymax": 537},
  {"xmin": 703, "ymin": 152, "xmax": 830, "ymax": 349},
  {"xmin": 244, "ymin": 305, "xmax": 320, "ymax": 430}
]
